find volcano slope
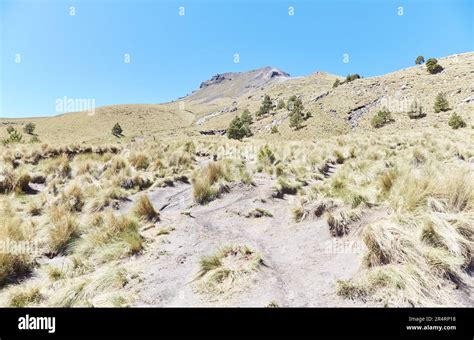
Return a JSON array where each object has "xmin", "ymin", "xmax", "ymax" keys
[{"xmin": 0, "ymin": 52, "xmax": 473, "ymax": 307}]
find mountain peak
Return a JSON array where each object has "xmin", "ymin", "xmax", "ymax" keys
[{"xmin": 199, "ymin": 67, "xmax": 290, "ymax": 89}]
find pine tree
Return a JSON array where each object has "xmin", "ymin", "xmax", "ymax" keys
[
  {"xmin": 227, "ymin": 112, "xmax": 253, "ymax": 140},
  {"xmin": 433, "ymin": 93, "xmax": 449, "ymax": 113},
  {"xmin": 257, "ymin": 95, "xmax": 275, "ymax": 117},
  {"xmin": 240, "ymin": 109, "xmax": 253, "ymax": 126},
  {"xmin": 426, "ymin": 58, "xmax": 443, "ymax": 74},
  {"xmin": 345, "ymin": 74, "xmax": 361, "ymax": 83},
  {"xmin": 289, "ymin": 107, "xmax": 304, "ymax": 130},
  {"xmin": 112, "ymin": 123, "xmax": 123, "ymax": 136},
  {"xmin": 289, "ymin": 98, "xmax": 310, "ymax": 130},
  {"xmin": 371, "ymin": 108, "xmax": 393, "ymax": 128},
  {"xmin": 23, "ymin": 122, "xmax": 36, "ymax": 135},
  {"xmin": 415, "ymin": 56, "xmax": 425, "ymax": 65},
  {"xmin": 448, "ymin": 112, "xmax": 466, "ymax": 129}
]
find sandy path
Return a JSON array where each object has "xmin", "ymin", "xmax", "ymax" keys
[{"xmin": 120, "ymin": 172, "xmax": 367, "ymax": 307}]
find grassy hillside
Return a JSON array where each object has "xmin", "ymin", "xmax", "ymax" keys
[
  {"xmin": 0, "ymin": 52, "xmax": 472, "ymax": 307},
  {"xmin": 2, "ymin": 52, "xmax": 472, "ymax": 145}
]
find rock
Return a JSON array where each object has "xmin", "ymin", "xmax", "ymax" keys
[
  {"xmin": 30, "ymin": 174, "xmax": 46, "ymax": 184},
  {"xmin": 199, "ymin": 129, "xmax": 227, "ymax": 136},
  {"xmin": 199, "ymin": 74, "xmax": 228, "ymax": 88},
  {"xmin": 121, "ymin": 178, "xmax": 134, "ymax": 190},
  {"xmin": 346, "ymin": 96, "xmax": 384, "ymax": 128}
]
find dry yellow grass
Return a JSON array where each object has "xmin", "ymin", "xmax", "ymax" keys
[
  {"xmin": 195, "ymin": 245, "xmax": 262, "ymax": 295},
  {"xmin": 0, "ymin": 53, "xmax": 472, "ymax": 307},
  {"xmin": 133, "ymin": 195, "xmax": 159, "ymax": 222}
]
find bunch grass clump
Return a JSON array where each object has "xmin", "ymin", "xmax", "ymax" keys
[
  {"xmin": 193, "ymin": 161, "xmax": 230, "ymax": 204},
  {"xmin": 133, "ymin": 195, "xmax": 160, "ymax": 222},
  {"xmin": 196, "ymin": 245, "xmax": 262, "ymax": 294},
  {"xmin": 47, "ymin": 205, "xmax": 80, "ymax": 255},
  {"xmin": 73, "ymin": 213, "xmax": 143, "ymax": 263},
  {"xmin": 0, "ymin": 204, "xmax": 34, "ymax": 286}
]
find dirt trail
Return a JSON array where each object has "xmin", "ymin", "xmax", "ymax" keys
[{"xmin": 119, "ymin": 170, "xmax": 370, "ymax": 307}]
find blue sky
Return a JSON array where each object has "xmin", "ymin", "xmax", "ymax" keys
[{"xmin": 1, "ymin": 0, "xmax": 473, "ymax": 117}]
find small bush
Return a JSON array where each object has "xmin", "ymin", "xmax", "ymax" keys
[
  {"xmin": 270, "ymin": 125, "xmax": 279, "ymax": 134},
  {"xmin": 257, "ymin": 145, "xmax": 276, "ymax": 166},
  {"xmin": 407, "ymin": 100, "xmax": 426, "ymax": 119},
  {"xmin": 333, "ymin": 79, "xmax": 341, "ymax": 88},
  {"xmin": 256, "ymin": 95, "xmax": 275, "ymax": 117},
  {"xmin": 23, "ymin": 122, "xmax": 36, "ymax": 135},
  {"xmin": 433, "ymin": 92, "xmax": 449, "ymax": 113},
  {"xmin": 2, "ymin": 128, "xmax": 23, "ymax": 145},
  {"xmin": 371, "ymin": 108, "xmax": 393, "ymax": 128},
  {"xmin": 415, "ymin": 56, "xmax": 425, "ymax": 65},
  {"xmin": 345, "ymin": 74, "xmax": 361, "ymax": 82},
  {"xmin": 448, "ymin": 112, "xmax": 466, "ymax": 129},
  {"xmin": 426, "ymin": 58, "xmax": 443, "ymax": 74},
  {"xmin": 112, "ymin": 123, "xmax": 123, "ymax": 137}
]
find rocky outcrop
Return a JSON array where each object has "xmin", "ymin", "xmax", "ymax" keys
[
  {"xmin": 346, "ymin": 97, "xmax": 384, "ymax": 128},
  {"xmin": 199, "ymin": 129, "xmax": 227, "ymax": 136},
  {"xmin": 196, "ymin": 102, "xmax": 238, "ymax": 126},
  {"xmin": 200, "ymin": 74, "xmax": 231, "ymax": 89},
  {"xmin": 196, "ymin": 67, "xmax": 290, "ymax": 94}
]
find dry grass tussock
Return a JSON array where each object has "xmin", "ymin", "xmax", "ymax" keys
[
  {"xmin": 195, "ymin": 245, "xmax": 262, "ymax": 294},
  {"xmin": 72, "ymin": 213, "xmax": 143, "ymax": 263},
  {"xmin": 192, "ymin": 161, "xmax": 232, "ymax": 204},
  {"xmin": 0, "ymin": 200, "xmax": 35, "ymax": 286},
  {"xmin": 133, "ymin": 195, "xmax": 160, "ymax": 222}
]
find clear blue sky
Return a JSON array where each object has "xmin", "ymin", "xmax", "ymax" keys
[{"xmin": 1, "ymin": 0, "xmax": 473, "ymax": 117}]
